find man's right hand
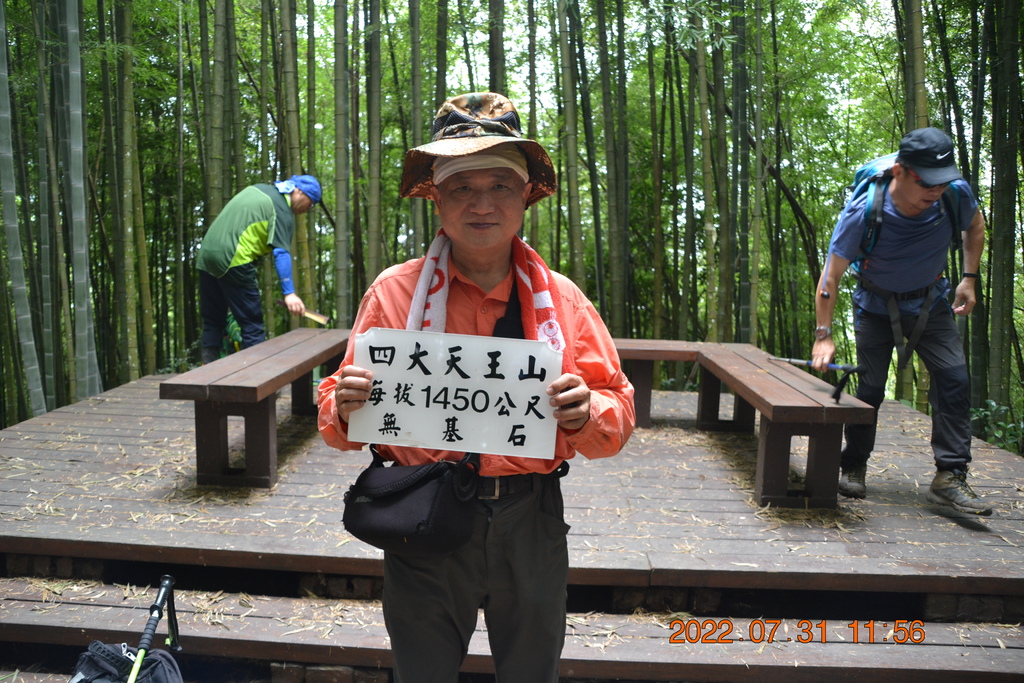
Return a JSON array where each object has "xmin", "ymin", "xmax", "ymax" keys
[
  {"xmin": 334, "ymin": 365, "xmax": 374, "ymax": 424},
  {"xmin": 283, "ymin": 292, "xmax": 306, "ymax": 315},
  {"xmin": 811, "ymin": 338, "xmax": 837, "ymax": 373},
  {"xmin": 812, "ymin": 253, "xmax": 848, "ymax": 373}
]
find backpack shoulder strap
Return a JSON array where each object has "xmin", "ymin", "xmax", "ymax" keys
[
  {"xmin": 941, "ymin": 183, "xmax": 963, "ymax": 251},
  {"xmin": 856, "ymin": 172, "xmax": 891, "ymax": 266}
]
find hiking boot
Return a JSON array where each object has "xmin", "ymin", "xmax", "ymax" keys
[
  {"xmin": 926, "ymin": 469, "xmax": 993, "ymax": 516},
  {"xmin": 838, "ymin": 465, "xmax": 867, "ymax": 499}
]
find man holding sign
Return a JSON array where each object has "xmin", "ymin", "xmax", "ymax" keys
[{"xmin": 317, "ymin": 92, "xmax": 634, "ymax": 682}]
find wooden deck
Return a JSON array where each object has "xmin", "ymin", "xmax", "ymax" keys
[{"xmin": 1, "ymin": 374, "xmax": 1022, "ymax": 680}]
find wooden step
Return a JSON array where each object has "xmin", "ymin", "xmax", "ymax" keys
[
  {"xmin": 0, "ymin": 673, "xmax": 68, "ymax": 683},
  {"xmin": 1, "ymin": 578, "xmax": 1022, "ymax": 682}
]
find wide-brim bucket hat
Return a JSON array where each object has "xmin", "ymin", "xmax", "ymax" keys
[{"xmin": 400, "ymin": 92, "xmax": 557, "ymax": 207}]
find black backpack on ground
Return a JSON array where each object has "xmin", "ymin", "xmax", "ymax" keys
[{"xmin": 69, "ymin": 641, "xmax": 182, "ymax": 683}]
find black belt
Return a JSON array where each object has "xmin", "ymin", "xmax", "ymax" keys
[
  {"xmin": 476, "ymin": 461, "xmax": 570, "ymax": 500},
  {"xmin": 477, "ymin": 473, "xmax": 537, "ymax": 500}
]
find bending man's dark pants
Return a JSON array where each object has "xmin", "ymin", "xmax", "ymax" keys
[{"xmin": 841, "ymin": 303, "xmax": 972, "ymax": 472}]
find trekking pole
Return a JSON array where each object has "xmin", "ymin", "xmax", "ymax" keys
[
  {"xmin": 127, "ymin": 575, "xmax": 181, "ymax": 683},
  {"xmin": 768, "ymin": 356, "xmax": 862, "ymax": 374},
  {"xmin": 768, "ymin": 357, "xmax": 864, "ymax": 404}
]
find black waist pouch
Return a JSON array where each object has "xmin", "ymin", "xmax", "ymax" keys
[{"xmin": 342, "ymin": 447, "xmax": 480, "ymax": 556}]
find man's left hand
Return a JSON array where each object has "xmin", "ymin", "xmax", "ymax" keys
[
  {"xmin": 952, "ymin": 278, "xmax": 977, "ymax": 316},
  {"xmin": 548, "ymin": 373, "xmax": 592, "ymax": 431}
]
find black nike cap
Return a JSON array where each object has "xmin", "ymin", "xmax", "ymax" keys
[{"xmin": 897, "ymin": 127, "xmax": 962, "ymax": 186}]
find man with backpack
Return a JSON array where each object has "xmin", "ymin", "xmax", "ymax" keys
[{"xmin": 811, "ymin": 127, "xmax": 990, "ymax": 515}]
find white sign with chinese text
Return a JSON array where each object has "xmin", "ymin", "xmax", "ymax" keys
[{"xmin": 348, "ymin": 328, "xmax": 562, "ymax": 459}]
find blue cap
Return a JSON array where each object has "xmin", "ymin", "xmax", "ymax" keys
[{"xmin": 275, "ymin": 174, "xmax": 321, "ymax": 204}]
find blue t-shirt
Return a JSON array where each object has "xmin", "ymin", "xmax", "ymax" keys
[{"xmin": 828, "ymin": 178, "xmax": 977, "ymax": 315}]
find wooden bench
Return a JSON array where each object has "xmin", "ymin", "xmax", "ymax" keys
[
  {"xmin": 696, "ymin": 343, "xmax": 874, "ymax": 508},
  {"xmin": 614, "ymin": 339, "xmax": 874, "ymax": 508},
  {"xmin": 159, "ymin": 328, "xmax": 349, "ymax": 488},
  {"xmin": 2, "ymin": 578, "xmax": 1022, "ymax": 681},
  {"xmin": 613, "ymin": 338, "xmax": 703, "ymax": 429}
]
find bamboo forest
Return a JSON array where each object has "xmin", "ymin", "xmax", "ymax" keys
[{"xmin": 1, "ymin": 0, "xmax": 1021, "ymax": 453}]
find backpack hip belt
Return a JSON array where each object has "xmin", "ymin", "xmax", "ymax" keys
[
  {"xmin": 857, "ymin": 275, "xmax": 939, "ymax": 372},
  {"xmin": 892, "ymin": 285, "xmax": 932, "ymax": 301}
]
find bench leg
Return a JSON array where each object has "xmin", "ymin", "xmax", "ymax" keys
[
  {"xmin": 804, "ymin": 424, "xmax": 842, "ymax": 506},
  {"xmin": 291, "ymin": 371, "xmax": 316, "ymax": 416},
  {"xmin": 755, "ymin": 420, "xmax": 841, "ymax": 509},
  {"xmin": 733, "ymin": 396, "xmax": 755, "ymax": 431},
  {"xmin": 194, "ymin": 398, "xmax": 278, "ymax": 488},
  {"xmin": 624, "ymin": 360, "xmax": 654, "ymax": 429},
  {"xmin": 293, "ymin": 351, "xmax": 347, "ymax": 417},
  {"xmin": 697, "ymin": 368, "xmax": 755, "ymax": 433},
  {"xmin": 755, "ymin": 418, "xmax": 793, "ymax": 506},
  {"xmin": 243, "ymin": 397, "xmax": 277, "ymax": 488},
  {"xmin": 696, "ymin": 368, "xmax": 722, "ymax": 429},
  {"xmin": 194, "ymin": 406, "xmax": 230, "ymax": 484}
]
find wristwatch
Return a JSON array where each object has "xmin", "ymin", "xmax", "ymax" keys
[{"xmin": 814, "ymin": 325, "xmax": 833, "ymax": 340}]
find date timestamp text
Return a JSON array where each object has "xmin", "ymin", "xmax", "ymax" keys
[{"xmin": 669, "ymin": 619, "xmax": 927, "ymax": 645}]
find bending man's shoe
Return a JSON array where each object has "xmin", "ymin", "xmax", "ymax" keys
[
  {"xmin": 926, "ymin": 469, "xmax": 992, "ymax": 516},
  {"xmin": 838, "ymin": 465, "xmax": 867, "ymax": 499}
]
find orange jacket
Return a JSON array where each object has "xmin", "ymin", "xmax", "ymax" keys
[{"xmin": 317, "ymin": 255, "xmax": 635, "ymax": 476}]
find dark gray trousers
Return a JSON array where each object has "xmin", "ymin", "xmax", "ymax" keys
[
  {"xmin": 382, "ymin": 474, "xmax": 569, "ymax": 683},
  {"xmin": 842, "ymin": 302, "xmax": 972, "ymax": 472}
]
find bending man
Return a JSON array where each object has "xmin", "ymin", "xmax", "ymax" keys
[
  {"xmin": 812, "ymin": 128, "xmax": 989, "ymax": 516},
  {"xmin": 197, "ymin": 174, "xmax": 320, "ymax": 363}
]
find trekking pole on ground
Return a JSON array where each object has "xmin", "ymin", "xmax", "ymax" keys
[
  {"xmin": 768, "ymin": 357, "xmax": 864, "ymax": 404},
  {"xmin": 127, "ymin": 575, "xmax": 182, "ymax": 683}
]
